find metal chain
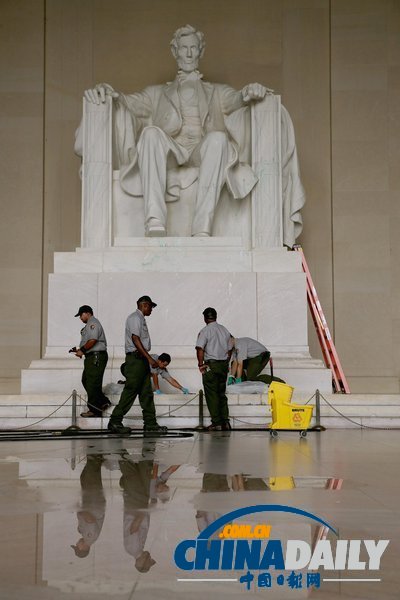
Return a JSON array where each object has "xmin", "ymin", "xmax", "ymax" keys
[
  {"xmin": 3, "ymin": 392, "xmax": 86, "ymax": 431},
  {"xmin": 318, "ymin": 392, "xmax": 400, "ymax": 431},
  {"xmin": 125, "ymin": 393, "xmax": 199, "ymax": 420},
  {"xmin": 6, "ymin": 389, "xmax": 397, "ymax": 433}
]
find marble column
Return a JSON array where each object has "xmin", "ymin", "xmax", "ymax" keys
[
  {"xmin": 251, "ymin": 94, "xmax": 282, "ymax": 248},
  {"xmin": 81, "ymin": 96, "xmax": 112, "ymax": 247}
]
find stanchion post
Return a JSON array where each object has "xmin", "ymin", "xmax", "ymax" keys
[
  {"xmin": 312, "ymin": 389, "xmax": 326, "ymax": 432},
  {"xmin": 71, "ymin": 389, "xmax": 77, "ymax": 428},
  {"xmin": 194, "ymin": 389, "xmax": 207, "ymax": 431},
  {"xmin": 63, "ymin": 389, "xmax": 82, "ymax": 433}
]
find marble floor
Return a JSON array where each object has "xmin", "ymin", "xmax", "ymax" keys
[{"xmin": 0, "ymin": 429, "xmax": 398, "ymax": 599}]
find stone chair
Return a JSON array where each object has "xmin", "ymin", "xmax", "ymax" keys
[{"xmin": 76, "ymin": 94, "xmax": 288, "ymax": 249}]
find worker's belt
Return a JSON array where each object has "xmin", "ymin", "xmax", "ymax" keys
[
  {"xmin": 205, "ymin": 359, "xmax": 229, "ymax": 364},
  {"xmin": 126, "ymin": 351, "xmax": 146, "ymax": 359},
  {"xmin": 246, "ymin": 351, "xmax": 270, "ymax": 361},
  {"xmin": 86, "ymin": 350, "xmax": 107, "ymax": 356}
]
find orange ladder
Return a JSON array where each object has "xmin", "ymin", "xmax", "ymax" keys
[{"xmin": 293, "ymin": 246, "xmax": 350, "ymax": 394}]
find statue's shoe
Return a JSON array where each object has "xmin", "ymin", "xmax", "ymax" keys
[
  {"xmin": 192, "ymin": 232, "xmax": 210, "ymax": 237},
  {"xmin": 147, "ymin": 218, "xmax": 166, "ymax": 237},
  {"xmin": 147, "ymin": 225, "xmax": 166, "ymax": 237}
]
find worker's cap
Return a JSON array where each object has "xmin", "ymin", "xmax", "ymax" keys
[
  {"xmin": 137, "ymin": 295, "xmax": 157, "ymax": 307},
  {"xmin": 202, "ymin": 307, "xmax": 217, "ymax": 319},
  {"xmin": 74, "ymin": 305, "xmax": 93, "ymax": 317}
]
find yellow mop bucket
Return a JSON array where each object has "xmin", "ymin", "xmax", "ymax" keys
[{"xmin": 268, "ymin": 382, "xmax": 313, "ymax": 435}]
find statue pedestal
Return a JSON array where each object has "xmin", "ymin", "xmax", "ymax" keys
[
  {"xmin": 23, "ymin": 92, "xmax": 316, "ymax": 398},
  {"xmin": 21, "ymin": 239, "xmax": 332, "ymax": 395}
]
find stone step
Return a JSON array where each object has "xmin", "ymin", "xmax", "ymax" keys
[
  {"xmin": 25, "ymin": 355, "xmax": 327, "ymax": 369},
  {"xmin": 2, "ymin": 392, "xmax": 400, "ymax": 406},
  {"xmin": 0, "ymin": 393, "xmax": 399, "ymax": 430},
  {"xmin": 20, "ymin": 368, "xmax": 331, "ymax": 394},
  {"xmin": 21, "ymin": 354, "xmax": 333, "ymax": 394}
]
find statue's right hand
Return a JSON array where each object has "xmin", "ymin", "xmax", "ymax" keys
[{"xmin": 84, "ymin": 83, "xmax": 119, "ymax": 104}]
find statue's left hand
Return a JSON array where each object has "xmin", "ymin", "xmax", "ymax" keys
[
  {"xmin": 84, "ymin": 83, "xmax": 119, "ymax": 104},
  {"xmin": 242, "ymin": 83, "xmax": 274, "ymax": 102}
]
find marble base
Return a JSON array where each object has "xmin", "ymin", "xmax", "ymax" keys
[
  {"xmin": 21, "ymin": 241, "xmax": 333, "ymax": 395},
  {"xmin": 43, "ymin": 271, "xmax": 307, "ymax": 349},
  {"xmin": 54, "ymin": 240, "xmax": 301, "ymax": 273}
]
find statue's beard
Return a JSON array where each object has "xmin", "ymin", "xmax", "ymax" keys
[{"xmin": 176, "ymin": 58, "xmax": 199, "ymax": 72}]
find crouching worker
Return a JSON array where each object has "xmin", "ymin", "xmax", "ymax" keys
[
  {"xmin": 120, "ymin": 354, "xmax": 190, "ymax": 395},
  {"xmin": 228, "ymin": 337, "xmax": 286, "ymax": 386},
  {"xmin": 150, "ymin": 353, "xmax": 190, "ymax": 395}
]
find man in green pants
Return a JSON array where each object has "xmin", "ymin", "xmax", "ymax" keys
[
  {"xmin": 73, "ymin": 305, "xmax": 111, "ymax": 418},
  {"xmin": 196, "ymin": 307, "xmax": 233, "ymax": 431},
  {"xmin": 228, "ymin": 337, "xmax": 285, "ymax": 386},
  {"xmin": 108, "ymin": 295, "xmax": 168, "ymax": 435}
]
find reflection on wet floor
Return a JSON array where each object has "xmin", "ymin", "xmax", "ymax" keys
[{"xmin": 0, "ymin": 430, "xmax": 399, "ymax": 599}]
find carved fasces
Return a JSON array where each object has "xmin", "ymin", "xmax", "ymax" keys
[{"xmin": 81, "ymin": 96, "xmax": 113, "ymax": 248}]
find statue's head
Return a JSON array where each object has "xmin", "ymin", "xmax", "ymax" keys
[{"xmin": 170, "ymin": 24, "xmax": 205, "ymax": 72}]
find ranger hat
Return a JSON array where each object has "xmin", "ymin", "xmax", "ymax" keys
[
  {"xmin": 137, "ymin": 295, "xmax": 157, "ymax": 307},
  {"xmin": 74, "ymin": 305, "xmax": 93, "ymax": 317},
  {"xmin": 202, "ymin": 307, "xmax": 217, "ymax": 319}
]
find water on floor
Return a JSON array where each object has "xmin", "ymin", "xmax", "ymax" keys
[{"xmin": 0, "ymin": 429, "xmax": 398, "ymax": 599}]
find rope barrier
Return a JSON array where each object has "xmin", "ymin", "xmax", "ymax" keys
[
  {"xmin": 3, "ymin": 387, "xmax": 399, "ymax": 433},
  {"xmin": 2, "ymin": 391, "xmax": 86, "ymax": 431}
]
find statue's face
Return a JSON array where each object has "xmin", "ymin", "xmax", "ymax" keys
[{"xmin": 175, "ymin": 33, "xmax": 201, "ymax": 72}]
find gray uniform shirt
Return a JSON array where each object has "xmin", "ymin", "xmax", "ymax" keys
[
  {"xmin": 123, "ymin": 512, "xmax": 150, "ymax": 558},
  {"xmin": 196, "ymin": 321, "xmax": 233, "ymax": 360},
  {"xmin": 150, "ymin": 354, "xmax": 173, "ymax": 382},
  {"xmin": 234, "ymin": 337, "xmax": 268, "ymax": 361},
  {"xmin": 125, "ymin": 309, "xmax": 151, "ymax": 353},
  {"xmin": 79, "ymin": 316, "xmax": 107, "ymax": 353},
  {"xmin": 77, "ymin": 508, "xmax": 105, "ymax": 546}
]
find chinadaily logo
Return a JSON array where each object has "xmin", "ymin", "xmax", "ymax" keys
[{"xmin": 174, "ymin": 504, "xmax": 390, "ymax": 591}]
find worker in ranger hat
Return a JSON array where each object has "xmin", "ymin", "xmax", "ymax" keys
[
  {"xmin": 108, "ymin": 295, "xmax": 168, "ymax": 435},
  {"xmin": 72, "ymin": 305, "xmax": 111, "ymax": 418},
  {"xmin": 195, "ymin": 307, "xmax": 233, "ymax": 431},
  {"xmin": 71, "ymin": 453, "xmax": 106, "ymax": 558}
]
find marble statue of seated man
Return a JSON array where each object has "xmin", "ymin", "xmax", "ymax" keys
[{"xmin": 82, "ymin": 24, "xmax": 272, "ymax": 237}]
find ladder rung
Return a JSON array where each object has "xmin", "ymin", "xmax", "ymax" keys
[{"xmin": 294, "ymin": 246, "xmax": 350, "ymax": 394}]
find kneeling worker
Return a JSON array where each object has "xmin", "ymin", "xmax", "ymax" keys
[
  {"xmin": 72, "ymin": 305, "xmax": 111, "ymax": 418},
  {"xmin": 108, "ymin": 295, "xmax": 167, "ymax": 435},
  {"xmin": 229, "ymin": 337, "xmax": 285, "ymax": 386},
  {"xmin": 150, "ymin": 353, "xmax": 190, "ymax": 395}
]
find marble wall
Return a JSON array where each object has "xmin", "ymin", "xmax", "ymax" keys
[
  {"xmin": 331, "ymin": 0, "xmax": 400, "ymax": 392},
  {"xmin": 0, "ymin": 0, "xmax": 44, "ymax": 386},
  {"xmin": 1, "ymin": 0, "xmax": 399, "ymax": 392}
]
